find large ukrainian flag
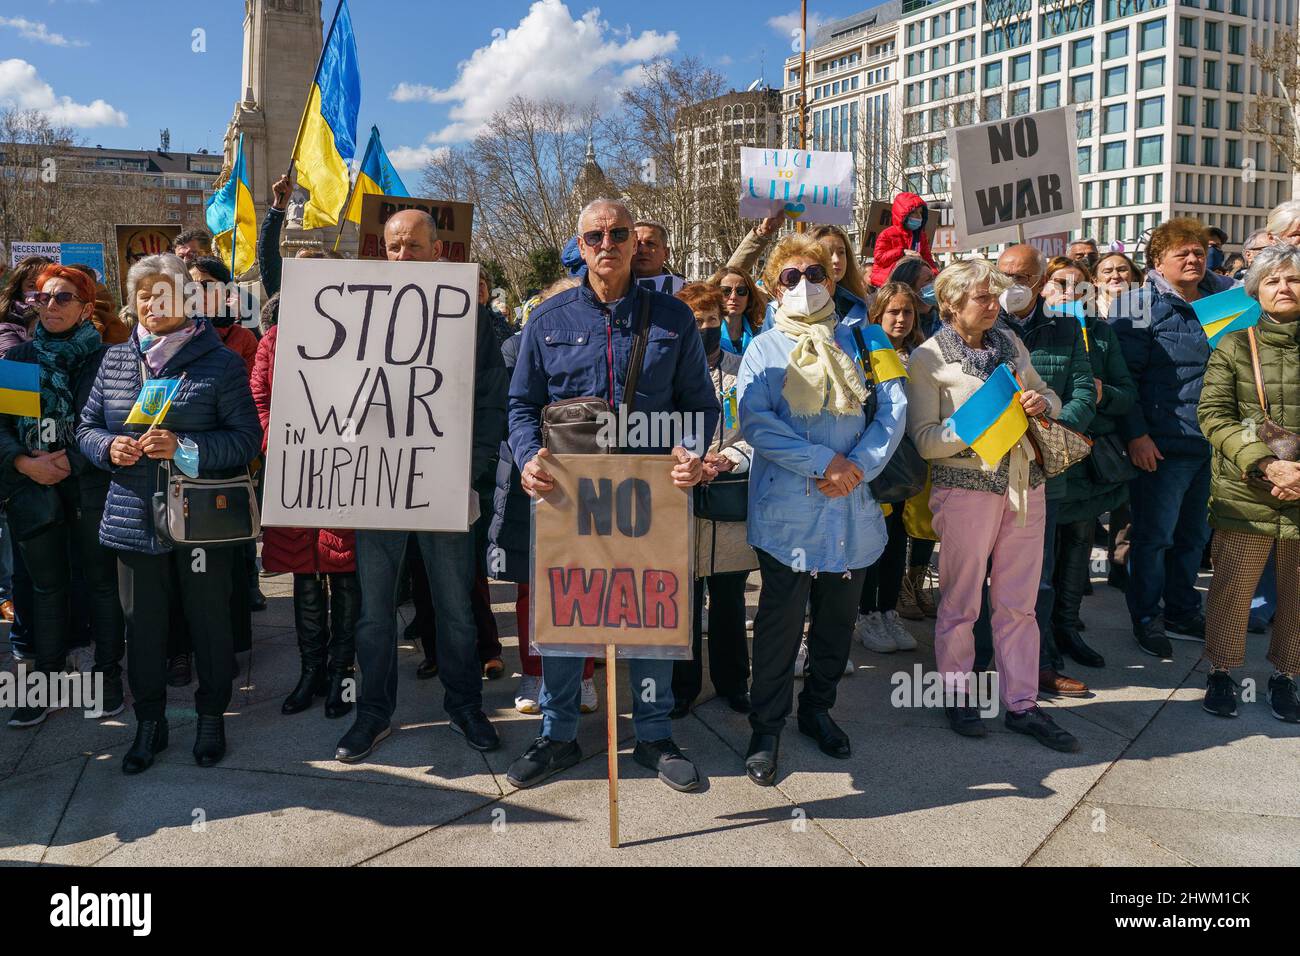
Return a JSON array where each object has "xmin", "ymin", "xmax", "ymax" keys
[
  {"xmin": 0, "ymin": 358, "xmax": 40, "ymax": 418},
  {"xmin": 291, "ymin": 0, "xmax": 361, "ymax": 231},
  {"xmin": 946, "ymin": 364, "xmax": 1029, "ymax": 467},
  {"xmin": 857, "ymin": 323, "xmax": 909, "ymax": 382},
  {"xmin": 1193, "ymin": 285, "xmax": 1261, "ymax": 348},
  {"xmin": 343, "ymin": 126, "xmax": 410, "ymax": 225},
  {"xmin": 205, "ymin": 133, "xmax": 257, "ymax": 276}
]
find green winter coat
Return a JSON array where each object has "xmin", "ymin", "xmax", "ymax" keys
[
  {"xmin": 1197, "ymin": 316, "xmax": 1300, "ymax": 540},
  {"xmin": 1058, "ymin": 317, "xmax": 1138, "ymax": 525}
]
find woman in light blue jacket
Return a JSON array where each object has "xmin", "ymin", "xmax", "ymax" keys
[{"xmin": 737, "ymin": 234, "xmax": 906, "ymax": 788}]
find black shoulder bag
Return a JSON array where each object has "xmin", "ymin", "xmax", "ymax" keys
[{"xmin": 851, "ymin": 326, "xmax": 927, "ymax": 504}]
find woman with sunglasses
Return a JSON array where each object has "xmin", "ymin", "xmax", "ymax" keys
[
  {"xmin": 737, "ymin": 234, "xmax": 906, "ymax": 786},
  {"xmin": 707, "ymin": 266, "xmax": 766, "ymax": 355},
  {"xmin": 0, "ymin": 265, "xmax": 124, "ymax": 727},
  {"xmin": 0, "ymin": 256, "xmax": 55, "ymax": 357}
]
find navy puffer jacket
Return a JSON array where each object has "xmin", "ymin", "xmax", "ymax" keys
[
  {"xmin": 77, "ymin": 320, "xmax": 262, "ymax": 554},
  {"xmin": 1109, "ymin": 270, "xmax": 1233, "ymax": 458}
]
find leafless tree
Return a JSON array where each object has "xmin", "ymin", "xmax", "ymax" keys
[{"xmin": 1246, "ymin": 31, "xmax": 1300, "ymax": 174}]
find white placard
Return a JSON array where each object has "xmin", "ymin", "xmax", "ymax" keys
[
  {"xmin": 947, "ymin": 108, "xmax": 1081, "ymax": 249},
  {"xmin": 739, "ymin": 147, "xmax": 854, "ymax": 226},
  {"xmin": 261, "ymin": 258, "xmax": 480, "ymax": 532},
  {"xmin": 9, "ymin": 241, "xmax": 61, "ymax": 266}
]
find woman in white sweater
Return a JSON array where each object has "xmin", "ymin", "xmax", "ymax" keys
[{"xmin": 906, "ymin": 258, "xmax": 1079, "ymax": 753}]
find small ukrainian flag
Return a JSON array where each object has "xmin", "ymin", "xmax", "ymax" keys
[
  {"xmin": 0, "ymin": 359, "xmax": 40, "ymax": 418},
  {"xmin": 721, "ymin": 385, "xmax": 738, "ymax": 430},
  {"xmin": 1193, "ymin": 286, "xmax": 1261, "ymax": 348},
  {"xmin": 124, "ymin": 378, "xmax": 182, "ymax": 426},
  {"xmin": 1047, "ymin": 299, "xmax": 1090, "ymax": 352},
  {"xmin": 946, "ymin": 364, "xmax": 1029, "ymax": 468},
  {"xmin": 858, "ymin": 323, "xmax": 908, "ymax": 382}
]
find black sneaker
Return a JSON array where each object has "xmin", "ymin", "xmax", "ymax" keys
[
  {"xmin": 1202, "ymin": 670, "xmax": 1239, "ymax": 718},
  {"xmin": 1005, "ymin": 706, "xmax": 1080, "ymax": 752},
  {"xmin": 334, "ymin": 719, "xmax": 392, "ymax": 763},
  {"xmin": 7, "ymin": 705, "xmax": 48, "ymax": 729},
  {"xmin": 249, "ymin": 586, "xmax": 268, "ymax": 612},
  {"xmin": 449, "ymin": 710, "xmax": 500, "ymax": 751},
  {"xmin": 506, "ymin": 736, "xmax": 581, "ymax": 789},
  {"xmin": 1166, "ymin": 613, "xmax": 1206, "ymax": 642},
  {"xmin": 633, "ymin": 738, "xmax": 700, "ymax": 792},
  {"xmin": 945, "ymin": 704, "xmax": 988, "ymax": 737},
  {"xmin": 91, "ymin": 672, "xmax": 125, "ymax": 719},
  {"xmin": 1266, "ymin": 674, "xmax": 1300, "ymax": 723},
  {"xmin": 1134, "ymin": 617, "xmax": 1172, "ymax": 658}
]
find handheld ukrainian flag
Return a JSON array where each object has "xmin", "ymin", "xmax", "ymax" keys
[
  {"xmin": 1193, "ymin": 285, "xmax": 1261, "ymax": 348},
  {"xmin": 343, "ymin": 126, "xmax": 410, "ymax": 225},
  {"xmin": 721, "ymin": 385, "xmax": 738, "ymax": 430},
  {"xmin": 946, "ymin": 364, "xmax": 1029, "ymax": 468},
  {"xmin": 290, "ymin": 0, "xmax": 361, "ymax": 231},
  {"xmin": 858, "ymin": 323, "xmax": 908, "ymax": 382},
  {"xmin": 1047, "ymin": 299, "xmax": 1090, "ymax": 352},
  {"xmin": 0, "ymin": 358, "xmax": 40, "ymax": 418},
  {"xmin": 205, "ymin": 133, "xmax": 257, "ymax": 276},
  {"xmin": 124, "ymin": 378, "xmax": 183, "ymax": 426}
]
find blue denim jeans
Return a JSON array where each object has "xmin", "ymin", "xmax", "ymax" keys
[
  {"xmin": 354, "ymin": 529, "xmax": 480, "ymax": 724},
  {"xmin": 973, "ymin": 496, "xmax": 1059, "ymax": 671},
  {"xmin": 1125, "ymin": 453, "xmax": 1212, "ymax": 625},
  {"xmin": 539, "ymin": 654, "xmax": 674, "ymax": 743}
]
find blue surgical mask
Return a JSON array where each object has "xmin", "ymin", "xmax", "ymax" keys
[
  {"xmin": 919, "ymin": 284, "xmax": 936, "ymax": 305},
  {"xmin": 905, "ymin": 215, "xmax": 923, "ymax": 231}
]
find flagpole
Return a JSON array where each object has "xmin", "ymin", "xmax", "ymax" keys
[
  {"xmin": 286, "ymin": 0, "xmax": 347, "ymax": 182},
  {"xmin": 332, "ymin": 127, "xmax": 375, "ymax": 251}
]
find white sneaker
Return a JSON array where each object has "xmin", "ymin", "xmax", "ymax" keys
[
  {"xmin": 843, "ymin": 655, "xmax": 856, "ymax": 676},
  {"xmin": 794, "ymin": 639, "xmax": 809, "ymax": 678},
  {"xmin": 855, "ymin": 611, "xmax": 896, "ymax": 653},
  {"xmin": 580, "ymin": 677, "xmax": 598, "ymax": 713},
  {"xmin": 882, "ymin": 610, "xmax": 917, "ymax": 650},
  {"xmin": 514, "ymin": 674, "xmax": 541, "ymax": 715}
]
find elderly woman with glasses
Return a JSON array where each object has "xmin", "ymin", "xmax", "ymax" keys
[
  {"xmin": 737, "ymin": 234, "xmax": 906, "ymax": 786},
  {"xmin": 0, "ymin": 265, "xmax": 124, "ymax": 728},
  {"xmin": 907, "ymin": 259, "xmax": 1078, "ymax": 753},
  {"xmin": 1197, "ymin": 243, "xmax": 1300, "ymax": 722},
  {"xmin": 78, "ymin": 253, "xmax": 261, "ymax": 774}
]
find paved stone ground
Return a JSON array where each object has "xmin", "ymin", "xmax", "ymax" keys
[{"xmin": 1, "ymin": 559, "xmax": 1297, "ymax": 866}]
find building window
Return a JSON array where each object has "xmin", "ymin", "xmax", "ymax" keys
[
  {"xmin": 1105, "ymin": 27, "xmax": 1129, "ymax": 59},
  {"xmin": 1203, "ymin": 21, "xmax": 1220, "ymax": 51},
  {"xmin": 1078, "ymin": 145, "xmax": 1093, "ymax": 173},
  {"xmin": 1011, "ymin": 53, "xmax": 1031, "ymax": 81},
  {"xmin": 1227, "ymin": 63, "xmax": 1241, "ymax": 93},
  {"xmin": 1138, "ymin": 96, "xmax": 1164, "ymax": 127},
  {"xmin": 1179, "ymin": 55, "xmax": 1195, "ymax": 85},
  {"xmin": 1140, "ymin": 18, "xmax": 1166, "ymax": 50},
  {"xmin": 1203, "ymin": 59, "xmax": 1219, "ymax": 89},
  {"xmin": 1203, "ymin": 98, "xmax": 1218, "ymax": 128},
  {"xmin": 1226, "ymin": 138, "xmax": 1241, "ymax": 168},
  {"xmin": 1041, "ymin": 0, "xmax": 1095, "ymax": 38},
  {"xmin": 1077, "ymin": 108, "xmax": 1094, "ymax": 137},
  {"xmin": 930, "ymin": 170, "xmax": 947, "ymax": 194},
  {"xmin": 1178, "ymin": 16, "xmax": 1197, "ymax": 46},
  {"xmin": 1104, "ymin": 103, "xmax": 1127, "ymax": 133},
  {"xmin": 1177, "ymin": 133, "xmax": 1194, "ymax": 162},
  {"xmin": 1226, "ymin": 100, "xmax": 1241, "ymax": 131},
  {"xmin": 908, "ymin": 142, "xmax": 926, "ymax": 166},
  {"xmin": 1071, "ymin": 36, "xmax": 1094, "ymax": 68},
  {"xmin": 957, "ymin": 3, "xmax": 975, "ymax": 29},
  {"xmin": 1083, "ymin": 181, "xmax": 1095, "ymax": 208},
  {"xmin": 956, "ymin": 68, "xmax": 975, "ymax": 94},
  {"xmin": 1040, "ymin": 45, "xmax": 1062, "ymax": 75},
  {"xmin": 984, "ymin": 60, "xmax": 1003, "ymax": 86},
  {"xmin": 930, "ymin": 138, "xmax": 950, "ymax": 163},
  {"xmin": 1040, "ymin": 80, "xmax": 1061, "ymax": 108},
  {"xmin": 1104, "ymin": 65, "xmax": 1128, "ymax": 97},
  {"xmin": 1202, "ymin": 136, "xmax": 1218, "ymax": 165},
  {"xmin": 1071, "ymin": 73, "xmax": 1094, "ymax": 103},
  {"xmin": 1139, "ymin": 56, "xmax": 1165, "ymax": 89},
  {"xmin": 1137, "ymin": 134, "xmax": 1163, "ymax": 165},
  {"xmin": 1103, "ymin": 141, "xmax": 1126, "ymax": 169},
  {"xmin": 958, "ymin": 36, "xmax": 976, "ymax": 61},
  {"xmin": 983, "ymin": 19, "xmax": 1032, "ymax": 54},
  {"xmin": 1011, "ymin": 88, "xmax": 1031, "ymax": 114},
  {"xmin": 1228, "ymin": 24, "xmax": 1243, "ymax": 54},
  {"xmin": 982, "ymin": 93, "xmax": 1003, "ymax": 119}
]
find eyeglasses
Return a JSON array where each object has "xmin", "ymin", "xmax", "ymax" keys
[
  {"xmin": 1005, "ymin": 272, "xmax": 1041, "ymax": 285},
  {"xmin": 24, "ymin": 291, "xmax": 84, "ymax": 307},
  {"xmin": 720, "ymin": 285, "xmax": 749, "ymax": 298},
  {"xmin": 778, "ymin": 264, "xmax": 828, "ymax": 288},
  {"xmin": 581, "ymin": 227, "xmax": 631, "ymax": 247}
]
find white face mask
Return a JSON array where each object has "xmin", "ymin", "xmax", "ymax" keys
[
  {"xmin": 781, "ymin": 278, "xmax": 831, "ymax": 316},
  {"xmin": 999, "ymin": 283, "xmax": 1036, "ymax": 314}
]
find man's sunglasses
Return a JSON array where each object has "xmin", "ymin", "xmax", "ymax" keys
[
  {"xmin": 581, "ymin": 227, "xmax": 631, "ymax": 246},
  {"xmin": 24, "ymin": 291, "xmax": 84, "ymax": 307},
  {"xmin": 720, "ymin": 285, "xmax": 749, "ymax": 297},
  {"xmin": 778, "ymin": 264, "xmax": 828, "ymax": 288}
]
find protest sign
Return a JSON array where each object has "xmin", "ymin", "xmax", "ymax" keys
[
  {"xmin": 862, "ymin": 200, "xmax": 940, "ymax": 255},
  {"xmin": 115, "ymin": 225, "xmax": 180, "ymax": 298},
  {"xmin": 931, "ymin": 226, "xmax": 958, "ymax": 255},
  {"xmin": 740, "ymin": 147, "xmax": 854, "ymax": 226},
  {"xmin": 260, "ymin": 257, "xmax": 480, "ymax": 532},
  {"xmin": 1027, "ymin": 232, "xmax": 1071, "ymax": 258},
  {"xmin": 9, "ymin": 242, "xmax": 107, "ymax": 282},
  {"xmin": 947, "ymin": 108, "xmax": 1081, "ymax": 248},
  {"xmin": 9, "ymin": 242, "xmax": 60, "ymax": 266},
  {"xmin": 530, "ymin": 454, "xmax": 693, "ymax": 659},
  {"xmin": 358, "ymin": 194, "xmax": 473, "ymax": 262}
]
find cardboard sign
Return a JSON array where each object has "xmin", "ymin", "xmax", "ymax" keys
[
  {"xmin": 740, "ymin": 147, "xmax": 854, "ymax": 226},
  {"xmin": 260, "ymin": 258, "xmax": 480, "ymax": 532},
  {"xmin": 946, "ymin": 108, "xmax": 1081, "ymax": 248},
  {"xmin": 862, "ymin": 200, "xmax": 941, "ymax": 255},
  {"xmin": 931, "ymin": 226, "xmax": 958, "ymax": 254},
  {"xmin": 358, "ymin": 194, "xmax": 473, "ymax": 263},
  {"xmin": 1027, "ymin": 231, "xmax": 1071, "ymax": 258},
  {"xmin": 115, "ymin": 225, "xmax": 180, "ymax": 299},
  {"xmin": 531, "ymin": 454, "xmax": 692, "ymax": 659}
]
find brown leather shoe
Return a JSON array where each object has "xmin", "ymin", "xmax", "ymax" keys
[
  {"xmin": 1039, "ymin": 668, "xmax": 1089, "ymax": 697},
  {"xmin": 0, "ymin": 599, "xmax": 12, "ymax": 623}
]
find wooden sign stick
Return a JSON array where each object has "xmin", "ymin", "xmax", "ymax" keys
[{"xmin": 605, "ymin": 643, "xmax": 619, "ymax": 848}]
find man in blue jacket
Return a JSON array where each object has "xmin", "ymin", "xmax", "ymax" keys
[
  {"xmin": 334, "ymin": 210, "xmax": 509, "ymax": 763},
  {"xmin": 506, "ymin": 198, "xmax": 719, "ymax": 792}
]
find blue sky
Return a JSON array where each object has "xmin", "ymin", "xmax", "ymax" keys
[{"xmin": 0, "ymin": 0, "xmax": 867, "ymax": 172}]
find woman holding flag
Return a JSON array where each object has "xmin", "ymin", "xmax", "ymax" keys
[
  {"xmin": 0, "ymin": 265, "xmax": 123, "ymax": 727},
  {"xmin": 906, "ymin": 259, "xmax": 1078, "ymax": 752},
  {"xmin": 77, "ymin": 253, "xmax": 261, "ymax": 774}
]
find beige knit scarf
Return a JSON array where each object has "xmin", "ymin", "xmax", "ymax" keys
[{"xmin": 772, "ymin": 299, "xmax": 868, "ymax": 418}]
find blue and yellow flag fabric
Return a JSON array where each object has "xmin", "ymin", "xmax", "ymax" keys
[
  {"xmin": 855, "ymin": 323, "xmax": 908, "ymax": 382},
  {"xmin": 124, "ymin": 378, "xmax": 183, "ymax": 426},
  {"xmin": 721, "ymin": 385, "xmax": 739, "ymax": 431},
  {"xmin": 1046, "ymin": 299, "xmax": 1090, "ymax": 352},
  {"xmin": 291, "ymin": 0, "xmax": 361, "ymax": 230},
  {"xmin": 946, "ymin": 364, "xmax": 1028, "ymax": 467},
  {"xmin": 343, "ymin": 126, "xmax": 410, "ymax": 225},
  {"xmin": 0, "ymin": 359, "xmax": 40, "ymax": 418},
  {"xmin": 205, "ymin": 132, "xmax": 257, "ymax": 276},
  {"xmin": 1193, "ymin": 285, "xmax": 1261, "ymax": 348}
]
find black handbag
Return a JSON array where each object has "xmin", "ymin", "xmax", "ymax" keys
[
  {"xmin": 852, "ymin": 327, "xmax": 928, "ymax": 504},
  {"xmin": 4, "ymin": 480, "xmax": 64, "ymax": 542},
  {"xmin": 693, "ymin": 471, "xmax": 748, "ymax": 522},
  {"xmin": 1086, "ymin": 432, "xmax": 1139, "ymax": 485},
  {"xmin": 151, "ymin": 460, "xmax": 260, "ymax": 548},
  {"xmin": 541, "ymin": 292, "xmax": 651, "ymax": 455}
]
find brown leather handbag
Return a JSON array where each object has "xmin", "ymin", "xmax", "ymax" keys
[
  {"xmin": 1242, "ymin": 327, "xmax": 1300, "ymax": 489},
  {"xmin": 1012, "ymin": 370, "xmax": 1094, "ymax": 478}
]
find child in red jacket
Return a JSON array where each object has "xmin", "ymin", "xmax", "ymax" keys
[{"xmin": 869, "ymin": 193, "xmax": 938, "ymax": 289}]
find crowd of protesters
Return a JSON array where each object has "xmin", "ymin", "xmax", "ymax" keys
[{"xmin": 0, "ymin": 187, "xmax": 1296, "ymax": 793}]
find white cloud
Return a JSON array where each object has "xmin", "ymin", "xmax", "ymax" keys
[
  {"xmin": 389, "ymin": 0, "xmax": 678, "ymax": 143},
  {"xmin": 767, "ymin": 9, "xmax": 828, "ymax": 50},
  {"xmin": 387, "ymin": 145, "xmax": 449, "ymax": 171},
  {"xmin": 0, "ymin": 16, "xmax": 86, "ymax": 47},
  {"xmin": 0, "ymin": 59, "xmax": 126, "ymax": 127}
]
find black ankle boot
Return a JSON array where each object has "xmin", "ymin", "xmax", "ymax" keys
[
  {"xmin": 123, "ymin": 719, "xmax": 169, "ymax": 774},
  {"xmin": 324, "ymin": 667, "xmax": 354, "ymax": 719},
  {"xmin": 281, "ymin": 664, "xmax": 327, "ymax": 715},
  {"xmin": 193, "ymin": 715, "xmax": 227, "ymax": 767}
]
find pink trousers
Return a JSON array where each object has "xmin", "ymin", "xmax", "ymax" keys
[{"xmin": 930, "ymin": 485, "xmax": 1045, "ymax": 714}]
